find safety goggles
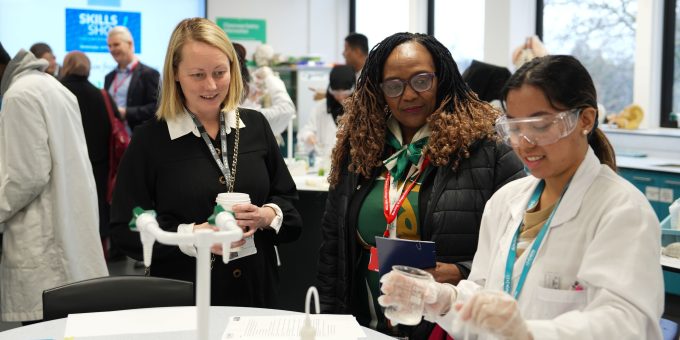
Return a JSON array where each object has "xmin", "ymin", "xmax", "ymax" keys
[
  {"xmin": 380, "ymin": 72, "xmax": 436, "ymax": 98},
  {"xmin": 495, "ymin": 108, "xmax": 581, "ymax": 147},
  {"xmin": 329, "ymin": 87, "xmax": 354, "ymax": 97}
]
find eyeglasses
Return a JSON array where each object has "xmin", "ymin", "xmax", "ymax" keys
[
  {"xmin": 380, "ymin": 72, "xmax": 436, "ymax": 98},
  {"xmin": 495, "ymin": 108, "xmax": 581, "ymax": 147}
]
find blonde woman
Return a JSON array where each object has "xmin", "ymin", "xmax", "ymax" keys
[{"xmin": 110, "ymin": 18, "xmax": 302, "ymax": 307}]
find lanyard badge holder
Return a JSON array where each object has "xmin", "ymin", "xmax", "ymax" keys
[
  {"xmin": 503, "ymin": 179, "xmax": 571, "ymax": 299},
  {"xmin": 368, "ymin": 157, "xmax": 430, "ymax": 272}
]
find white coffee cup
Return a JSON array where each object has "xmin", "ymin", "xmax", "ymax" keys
[{"xmin": 215, "ymin": 192, "xmax": 251, "ymax": 251}]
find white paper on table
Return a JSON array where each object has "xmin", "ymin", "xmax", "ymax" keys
[
  {"xmin": 64, "ymin": 306, "xmax": 196, "ymax": 338},
  {"xmin": 230, "ymin": 235, "xmax": 257, "ymax": 260},
  {"xmin": 222, "ymin": 314, "xmax": 366, "ymax": 340}
]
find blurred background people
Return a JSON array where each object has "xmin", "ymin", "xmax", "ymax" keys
[
  {"xmin": 343, "ymin": 33, "xmax": 368, "ymax": 80},
  {"xmin": 105, "ymin": 26, "xmax": 160, "ymax": 132},
  {"xmin": 298, "ymin": 64, "xmax": 354, "ymax": 160},
  {"xmin": 110, "ymin": 18, "xmax": 302, "ymax": 307},
  {"xmin": 240, "ymin": 44, "xmax": 296, "ymax": 146},
  {"xmin": 61, "ymin": 51, "xmax": 122, "ymax": 259},
  {"xmin": 29, "ymin": 42, "xmax": 59, "ymax": 77},
  {"xmin": 0, "ymin": 42, "xmax": 107, "ymax": 324},
  {"xmin": 462, "ymin": 60, "xmax": 511, "ymax": 109},
  {"xmin": 317, "ymin": 32, "xmax": 523, "ymax": 338}
]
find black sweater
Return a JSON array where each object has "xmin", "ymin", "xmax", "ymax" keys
[{"xmin": 110, "ymin": 108, "xmax": 302, "ymax": 307}]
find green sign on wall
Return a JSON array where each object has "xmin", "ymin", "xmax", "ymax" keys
[{"xmin": 216, "ymin": 17, "xmax": 266, "ymax": 43}]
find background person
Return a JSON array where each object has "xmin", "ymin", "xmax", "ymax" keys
[
  {"xmin": 0, "ymin": 42, "xmax": 107, "ymax": 323},
  {"xmin": 316, "ymin": 32, "xmax": 524, "ymax": 337},
  {"xmin": 378, "ymin": 55, "xmax": 663, "ymax": 340},
  {"xmin": 110, "ymin": 18, "xmax": 302, "ymax": 307},
  {"xmin": 105, "ymin": 26, "xmax": 160, "ymax": 132},
  {"xmin": 61, "ymin": 51, "xmax": 121, "ymax": 259},
  {"xmin": 29, "ymin": 42, "xmax": 59, "ymax": 77},
  {"xmin": 343, "ymin": 33, "xmax": 368, "ymax": 80},
  {"xmin": 240, "ymin": 44, "xmax": 296, "ymax": 146},
  {"xmin": 298, "ymin": 64, "xmax": 355, "ymax": 160}
]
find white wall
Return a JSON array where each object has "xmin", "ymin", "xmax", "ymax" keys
[{"xmin": 208, "ymin": 0, "xmax": 348, "ymax": 64}]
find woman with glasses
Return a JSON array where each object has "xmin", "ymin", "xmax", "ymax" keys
[
  {"xmin": 316, "ymin": 32, "xmax": 524, "ymax": 337},
  {"xmin": 378, "ymin": 55, "xmax": 663, "ymax": 339},
  {"xmin": 298, "ymin": 64, "xmax": 355, "ymax": 160}
]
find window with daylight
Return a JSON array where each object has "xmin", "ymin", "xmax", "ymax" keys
[
  {"xmin": 433, "ymin": 0, "xmax": 485, "ymax": 72},
  {"xmin": 541, "ymin": 0, "xmax": 638, "ymax": 116},
  {"xmin": 355, "ymin": 0, "xmax": 410, "ymax": 51}
]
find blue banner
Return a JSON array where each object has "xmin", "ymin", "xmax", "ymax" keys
[{"xmin": 65, "ymin": 8, "xmax": 141, "ymax": 53}]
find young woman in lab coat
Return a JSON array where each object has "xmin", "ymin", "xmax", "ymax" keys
[{"xmin": 378, "ymin": 55, "xmax": 664, "ymax": 339}]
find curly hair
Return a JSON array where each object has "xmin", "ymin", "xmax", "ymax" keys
[{"xmin": 328, "ymin": 32, "xmax": 499, "ymax": 187}]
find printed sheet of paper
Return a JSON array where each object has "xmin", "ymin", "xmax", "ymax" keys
[{"xmin": 222, "ymin": 314, "xmax": 366, "ymax": 340}]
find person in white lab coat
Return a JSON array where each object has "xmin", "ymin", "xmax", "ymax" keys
[
  {"xmin": 240, "ymin": 44, "xmax": 295, "ymax": 145},
  {"xmin": 378, "ymin": 55, "xmax": 663, "ymax": 339},
  {"xmin": 0, "ymin": 43, "xmax": 108, "ymax": 323},
  {"xmin": 297, "ymin": 64, "xmax": 355, "ymax": 159}
]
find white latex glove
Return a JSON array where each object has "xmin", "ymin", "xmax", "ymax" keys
[
  {"xmin": 456, "ymin": 290, "xmax": 532, "ymax": 340},
  {"xmin": 378, "ymin": 270, "xmax": 458, "ymax": 321}
]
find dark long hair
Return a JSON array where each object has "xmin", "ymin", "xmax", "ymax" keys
[
  {"xmin": 328, "ymin": 32, "xmax": 497, "ymax": 186},
  {"xmin": 501, "ymin": 55, "xmax": 616, "ymax": 170},
  {"xmin": 326, "ymin": 64, "xmax": 355, "ymax": 123}
]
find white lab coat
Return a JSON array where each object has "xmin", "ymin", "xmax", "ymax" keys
[
  {"xmin": 435, "ymin": 148, "xmax": 663, "ymax": 340},
  {"xmin": 0, "ymin": 51, "xmax": 108, "ymax": 321},
  {"xmin": 297, "ymin": 99, "xmax": 338, "ymax": 159},
  {"xmin": 241, "ymin": 67, "xmax": 295, "ymax": 136}
]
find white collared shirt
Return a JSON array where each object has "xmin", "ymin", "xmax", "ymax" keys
[{"xmin": 166, "ymin": 108, "xmax": 246, "ymax": 140}]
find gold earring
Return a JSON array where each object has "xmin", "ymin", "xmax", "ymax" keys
[{"xmin": 384, "ymin": 105, "xmax": 391, "ymax": 116}]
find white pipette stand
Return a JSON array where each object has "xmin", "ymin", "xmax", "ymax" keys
[{"xmin": 129, "ymin": 206, "xmax": 243, "ymax": 340}]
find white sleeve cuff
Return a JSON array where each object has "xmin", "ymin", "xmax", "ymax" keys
[
  {"xmin": 177, "ymin": 223, "xmax": 197, "ymax": 257},
  {"xmin": 263, "ymin": 203, "xmax": 283, "ymax": 233}
]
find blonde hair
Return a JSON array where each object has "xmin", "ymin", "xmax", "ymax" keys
[
  {"xmin": 61, "ymin": 51, "xmax": 90, "ymax": 77},
  {"xmin": 156, "ymin": 18, "xmax": 243, "ymax": 121}
]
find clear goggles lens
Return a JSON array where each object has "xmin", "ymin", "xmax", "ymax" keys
[
  {"xmin": 495, "ymin": 109, "xmax": 581, "ymax": 147},
  {"xmin": 329, "ymin": 87, "xmax": 354, "ymax": 97},
  {"xmin": 380, "ymin": 72, "xmax": 436, "ymax": 98}
]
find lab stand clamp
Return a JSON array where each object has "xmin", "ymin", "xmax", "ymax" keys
[{"xmin": 129, "ymin": 206, "xmax": 243, "ymax": 340}]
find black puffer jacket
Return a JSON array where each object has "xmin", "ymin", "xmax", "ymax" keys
[{"xmin": 317, "ymin": 138, "xmax": 524, "ymax": 316}]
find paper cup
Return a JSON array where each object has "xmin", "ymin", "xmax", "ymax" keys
[{"xmin": 216, "ymin": 192, "xmax": 251, "ymax": 211}]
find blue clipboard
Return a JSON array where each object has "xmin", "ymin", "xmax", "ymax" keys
[{"xmin": 375, "ymin": 236, "xmax": 436, "ymax": 277}]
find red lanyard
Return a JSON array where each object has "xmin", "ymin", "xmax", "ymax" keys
[
  {"xmin": 382, "ymin": 157, "xmax": 430, "ymax": 237},
  {"xmin": 111, "ymin": 61, "xmax": 138, "ymax": 97}
]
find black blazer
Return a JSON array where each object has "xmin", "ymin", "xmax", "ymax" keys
[
  {"xmin": 110, "ymin": 108, "xmax": 303, "ymax": 307},
  {"xmin": 104, "ymin": 61, "xmax": 160, "ymax": 131}
]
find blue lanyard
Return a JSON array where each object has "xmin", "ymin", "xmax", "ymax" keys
[{"xmin": 503, "ymin": 180, "xmax": 569, "ymax": 299}]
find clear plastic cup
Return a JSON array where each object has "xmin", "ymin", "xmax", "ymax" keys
[{"xmin": 383, "ymin": 265, "xmax": 434, "ymax": 325}]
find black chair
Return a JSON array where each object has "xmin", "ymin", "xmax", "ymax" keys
[{"xmin": 42, "ymin": 275, "xmax": 194, "ymax": 321}]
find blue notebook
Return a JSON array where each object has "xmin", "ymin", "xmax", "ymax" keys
[{"xmin": 375, "ymin": 236, "xmax": 436, "ymax": 276}]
